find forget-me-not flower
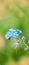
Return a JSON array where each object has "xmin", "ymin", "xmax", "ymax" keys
[
  {"xmin": 5, "ymin": 28, "xmax": 22, "ymax": 40},
  {"xmin": 27, "ymin": 40, "xmax": 29, "ymax": 45}
]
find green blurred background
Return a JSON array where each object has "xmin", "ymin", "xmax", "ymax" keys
[{"xmin": 0, "ymin": 0, "xmax": 29, "ymax": 65}]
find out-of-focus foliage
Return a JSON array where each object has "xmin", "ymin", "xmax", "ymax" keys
[{"xmin": 0, "ymin": 0, "xmax": 29, "ymax": 65}]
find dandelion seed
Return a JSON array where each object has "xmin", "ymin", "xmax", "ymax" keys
[
  {"xmin": 22, "ymin": 36, "xmax": 25, "ymax": 40},
  {"xmin": 13, "ymin": 42, "xmax": 18, "ymax": 49},
  {"xmin": 24, "ymin": 47, "xmax": 28, "ymax": 51}
]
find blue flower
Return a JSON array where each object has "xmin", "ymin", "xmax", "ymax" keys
[
  {"xmin": 27, "ymin": 40, "xmax": 29, "ymax": 45},
  {"xmin": 9, "ymin": 29, "xmax": 15, "ymax": 33},
  {"xmin": 15, "ymin": 30, "xmax": 22, "ymax": 35},
  {"xmin": 5, "ymin": 31, "xmax": 12, "ymax": 40},
  {"xmin": 5, "ymin": 28, "xmax": 22, "ymax": 40}
]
